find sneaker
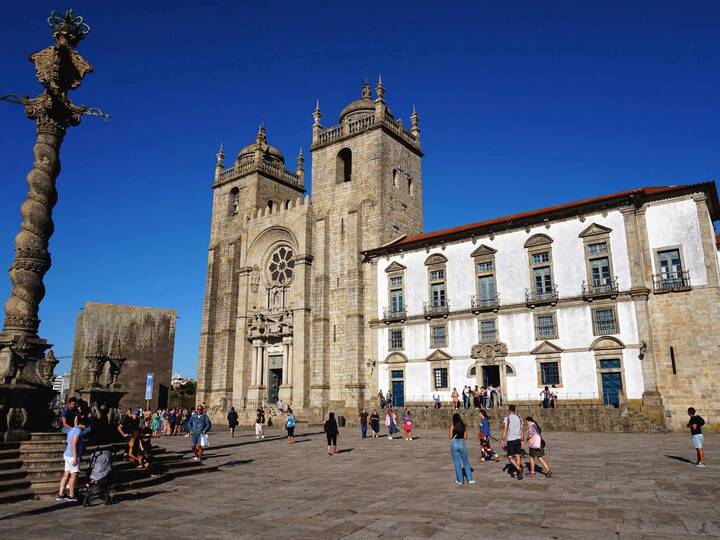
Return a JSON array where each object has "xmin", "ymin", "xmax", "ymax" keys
[
  {"xmin": 65, "ymin": 496, "xmax": 77, "ymax": 502},
  {"xmin": 455, "ymin": 481, "xmax": 463, "ymax": 485},
  {"xmin": 468, "ymin": 480, "xmax": 476, "ymax": 484},
  {"xmin": 388, "ymin": 436, "xmax": 392, "ymax": 440},
  {"xmin": 192, "ymin": 457, "xmax": 200, "ymax": 461},
  {"xmin": 56, "ymin": 495, "xmax": 67, "ymax": 501},
  {"xmin": 517, "ymin": 468, "xmax": 524, "ymax": 480},
  {"xmin": 696, "ymin": 463, "xmax": 706, "ymax": 468}
]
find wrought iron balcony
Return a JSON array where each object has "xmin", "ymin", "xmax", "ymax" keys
[
  {"xmin": 525, "ymin": 286, "xmax": 558, "ymax": 307},
  {"xmin": 382, "ymin": 307, "xmax": 407, "ymax": 324},
  {"xmin": 653, "ymin": 271, "xmax": 691, "ymax": 293},
  {"xmin": 470, "ymin": 294, "xmax": 500, "ymax": 313},
  {"xmin": 423, "ymin": 300, "xmax": 450, "ymax": 319},
  {"xmin": 581, "ymin": 277, "xmax": 619, "ymax": 301}
]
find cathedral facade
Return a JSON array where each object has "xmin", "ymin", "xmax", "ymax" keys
[{"xmin": 196, "ymin": 79, "xmax": 423, "ymax": 418}]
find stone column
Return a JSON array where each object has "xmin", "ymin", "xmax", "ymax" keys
[
  {"xmin": 279, "ymin": 337, "xmax": 293, "ymax": 404},
  {"xmin": 693, "ymin": 193, "xmax": 720, "ymax": 287},
  {"xmin": 281, "ymin": 342, "xmax": 289, "ymax": 385}
]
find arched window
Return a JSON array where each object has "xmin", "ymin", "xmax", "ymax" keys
[
  {"xmin": 229, "ymin": 188, "xmax": 240, "ymax": 216},
  {"xmin": 393, "ymin": 169, "xmax": 399, "ymax": 187},
  {"xmin": 336, "ymin": 148, "xmax": 352, "ymax": 183},
  {"xmin": 267, "ymin": 200, "xmax": 274, "ymax": 211},
  {"xmin": 285, "ymin": 199, "xmax": 291, "ymax": 209},
  {"xmin": 407, "ymin": 177, "xmax": 413, "ymax": 195}
]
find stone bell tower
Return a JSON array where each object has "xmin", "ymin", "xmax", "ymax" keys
[{"xmin": 309, "ymin": 77, "xmax": 424, "ymax": 410}]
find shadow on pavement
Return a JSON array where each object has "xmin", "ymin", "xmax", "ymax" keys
[
  {"xmin": 219, "ymin": 459, "xmax": 254, "ymax": 468},
  {"xmin": 336, "ymin": 448, "xmax": 354, "ymax": 454},
  {"xmin": 665, "ymin": 455, "xmax": 694, "ymax": 464}
]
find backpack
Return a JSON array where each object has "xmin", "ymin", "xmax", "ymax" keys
[{"xmin": 287, "ymin": 415, "xmax": 296, "ymax": 428}]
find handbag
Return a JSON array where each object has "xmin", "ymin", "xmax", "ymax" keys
[{"xmin": 200, "ymin": 433, "xmax": 210, "ymax": 448}]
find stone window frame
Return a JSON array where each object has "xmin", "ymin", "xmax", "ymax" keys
[
  {"xmin": 433, "ymin": 366, "xmax": 449, "ymax": 390},
  {"xmin": 388, "ymin": 326, "xmax": 404, "ymax": 351},
  {"xmin": 384, "ymin": 262, "xmax": 407, "ymax": 316},
  {"xmin": 471, "ymin": 244, "xmax": 497, "ymax": 303},
  {"xmin": 429, "ymin": 322, "xmax": 448, "ymax": 349},
  {"xmin": 652, "ymin": 244, "xmax": 690, "ymax": 286},
  {"xmin": 477, "ymin": 315, "xmax": 498, "ymax": 343},
  {"xmin": 533, "ymin": 310, "xmax": 558, "ymax": 340},
  {"xmin": 505, "ymin": 362, "xmax": 516, "ymax": 377},
  {"xmin": 591, "ymin": 304, "xmax": 620, "ymax": 336},
  {"xmin": 579, "ymin": 224, "xmax": 616, "ymax": 291},
  {"xmin": 228, "ymin": 187, "xmax": 240, "ymax": 216},
  {"xmin": 591, "ymin": 337, "xmax": 627, "ymax": 403},
  {"xmin": 425, "ymin": 253, "xmax": 449, "ymax": 307},
  {"xmin": 524, "ymin": 234, "xmax": 556, "ymax": 295},
  {"xmin": 535, "ymin": 353, "xmax": 563, "ymax": 388},
  {"xmin": 336, "ymin": 147, "xmax": 352, "ymax": 183},
  {"xmin": 427, "ymin": 349, "xmax": 451, "ymax": 390},
  {"xmin": 392, "ymin": 168, "xmax": 400, "ymax": 188}
]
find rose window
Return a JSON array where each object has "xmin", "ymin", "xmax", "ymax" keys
[{"xmin": 268, "ymin": 246, "xmax": 295, "ymax": 284}]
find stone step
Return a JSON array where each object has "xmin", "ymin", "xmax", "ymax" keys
[
  {"xmin": 0, "ymin": 476, "xmax": 32, "ymax": 492},
  {"xmin": 0, "ymin": 488, "xmax": 36, "ymax": 504}
]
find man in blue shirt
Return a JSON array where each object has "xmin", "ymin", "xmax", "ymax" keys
[
  {"xmin": 188, "ymin": 405, "xmax": 211, "ymax": 463},
  {"xmin": 57, "ymin": 416, "xmax": 89, "ymax": 502},
  {"xmin": 59, "ymin": 397, "xmax": 78, "ymax": 434}
]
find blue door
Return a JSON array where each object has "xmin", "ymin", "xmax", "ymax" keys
[
  {"xmin": 601, "ymin": 372, "xmax": 622, "ymax": 406},
  {"xmin": 391, "ymin": 380, "xmax": 405, "ymax": 407}
]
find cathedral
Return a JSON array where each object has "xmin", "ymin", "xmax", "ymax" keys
[
  {"xmin": 196, "ymin": 78, "xmax": 423, "ymax": 418},
  {"xmin": 197, "ymin": 79, "xmax": 719, "ymax": 430}
]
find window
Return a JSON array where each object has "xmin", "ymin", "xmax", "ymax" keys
[
  {"xmin": 390, "ymin": 276, "xmax": 403, "ymax": 287},
  {"xmin": 590, "ymin": 257, "xmax": 611, "ymax": 288},
  {"xmin": 392, "ymin": 169, "xmax": 399, "ymax": 188},
  {"xmin": 535, "ymin": 313, "xmax": 557, "ymax": 340},
  {"xmin": 534, "ymin": 267, "xmax": 553, "ymax": 295},
  {"xmin": 580, "ymin": 225, "xmax": 616, "ymax": 297},
  {"xmin": 588, "ymin": 242, "xmax": 608, "ymax": 255},
  {"xmin": 408, "ymin": 177, "xmax": 414, "ymax": 195},
  {"xmin": 431, "ymin": 284, "xmax": 446, "ymax": 307},
  {"xmin": 229, "ymin": 188, "xmax": 240, "ymax": 216},
  {"xmin": 425, "ymin": 254, "xmax": 449, "ymax": 314},
  {"xmin": 430, "ymin": 269, "xmax": 444, "ymax": 281},
  {"xmin": 479, "ymin": 319, "xmax": 497, "ymax": 343},
  {"xmin": 285, "ymin": 199, "xmax": 291, "ymax": 209},
  {"xmin": 653, "ymin": 248, "xmax": 690, "ymax": 292},
  {"xmin": 433, "ymin": 367, "xmax": 448, "ymax": 389},
  {"xmin": 431, "ymin": 325, "xmax": 447, "ymax": 348},
  {"xmin": 532, "ymin": 252, "xmax": 550, "ymax": 264},
  {"xmin": 599, "ymin": 359, "xmax": 621, "ymax": 369},
  {"xmin": 389, "ymin": 329, "xmax": 404, "ymax": 350},
  {"xmin": 540, "ymin": 362, "xmax": 560, "ymax": 385},
  {"xmin": 658, "ymin": 249, "xmax": 682, "ymax": 278},
  {"xmin": 506, "ymin": 364, "xmax": 514, "ymax": 375},
  {"xmin": 476, "ymin": 261, "xmax": 493, "ymax": 272},
  {"xmin": 336, "ymin": 148, "xmax": 352, "ymax": 183},
  {"xmin": 267, "ymin": 200, "xmax": 274, "ymax": 211},
  {"xmin": 592, "ymin": 307, "xmax": 618, "ymax": 335}
]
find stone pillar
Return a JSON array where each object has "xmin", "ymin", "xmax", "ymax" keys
[
  {"xmin": 246, "ymin": 340, "xmax": 265, "ymax": 402},
  {"xmin": 281, "ymin": 342, "xmax": 289, "ymax": 385},
  {"xmin": 693, "ymin": 193, "xmax": 720, "ymax": 287},
  {"xmin": 279, "ymin": 337, "xmax": 293, "ymax": 403}
]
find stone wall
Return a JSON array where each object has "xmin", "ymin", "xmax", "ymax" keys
[{"xmin": 70, "ymin": 302, "xmax": 176, "ymax": 410}]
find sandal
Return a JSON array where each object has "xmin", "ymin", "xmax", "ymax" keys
[{"xmin": 545, "ymin": 471, "xmax": 552, "ymax": 478}]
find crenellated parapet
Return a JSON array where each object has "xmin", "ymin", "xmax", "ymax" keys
[{"xmin": 237, "ymin": 194, "xmax": 311, "ymax": 227}]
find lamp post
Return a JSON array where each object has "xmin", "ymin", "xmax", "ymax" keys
[{"xmin": 0, "ymin": 10, "xmax": 106, "ymax": 441}]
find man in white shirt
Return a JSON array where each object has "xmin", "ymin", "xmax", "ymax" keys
[{"xmin": 501, "ymin": 404, "xmax": 524, "ymax": 480}]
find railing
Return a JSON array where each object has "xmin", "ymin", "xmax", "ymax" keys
[
  {"xmin": 382, "ymin": 307, "xmax": 407, "ymax": 323},
  {"xmin": 423, "ymin": 301, "xmax": 450, "ymax": 319},
  {"xmin": 384, "ymin": 392, "xmax": 631, "ymax": 410},
  {"xmin": 525, "ymin": 286, "xmax": 559, "ymax": 307},
  {"xmin": 582, "ymin": 277, "xmax": 619, "ymax": 300},
  {"xmin": 470, "ymin": 294, "xmax": 500, "ymax": 313},
  {"xmin": 215, "ymin": 156, "xmax": 303, "ymax": 189},
  {"xmin": 315, "ymin": 114, "xmax": 419, "ymax": 147},
  {"xmin": 652, "ymin": 271, "xmax": 691, "ymax": 293}
]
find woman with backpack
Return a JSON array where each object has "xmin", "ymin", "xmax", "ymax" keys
[
  {"xmin": 525, "ymin": 416, "xmax": 552, "ymax": 477},
  {"xmin": 284, "ymin": 408, "xmax": 296, "ymax": 444}
]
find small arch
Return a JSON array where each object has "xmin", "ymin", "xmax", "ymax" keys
[
  {"xmin": 267, "ymin": 200, "xmax": 274, "ymax": 211},
  {"xmin": 228, "ymin": 187, "xmax": 240, "ymax": 216},
  {"xmin": 590, "ymin": 336, "xmax": 625, "ymax": 351},
  {"xmin": 505, "ymin": 362, "xmax": 516, "ymax": 376},
  {"xmin": 424, "ymin": 253, "xmax": 448, "ymax": 266},
  {"xmin": 285, "ymin": 199, "xmax": 291, "ymax": 209},
  {"xmin": 336, "ymin": 148, "xmax": 352, "ymax": 183},
  {"xmin": 467, "ymin": 365, "xmax": 476, "ymax": 378},
  {"xmin": 408, "ymin": 177, "xmax": 413, "ymax": 196},
  {"xmin": 392, "ymin": 169, "xmax": 399, "ymax": 188},
  {"xmin": 524, "ymin": 233, "xmax": 553, "ymax": 248}
]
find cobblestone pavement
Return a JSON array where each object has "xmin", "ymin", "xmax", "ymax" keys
[{"xmin": 0, "ymin": 427, "xmax": 717, "ymax": 539}]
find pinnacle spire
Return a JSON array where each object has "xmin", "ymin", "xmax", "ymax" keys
[{"xmin": 375, "ymin": 74, "xmax": 385, "ymax": 100}]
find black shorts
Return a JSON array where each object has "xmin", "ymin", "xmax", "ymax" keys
[
  {"xmin": 287, "ymin": 426, "xmax": 295, "ymax": 437},
  {"xmin": 326, "ymin": 433, "xmax": 337, "ymax": 446},
  {"xmin": 506, "ymin": 439, "xmax": 522, "ymax": 456}
]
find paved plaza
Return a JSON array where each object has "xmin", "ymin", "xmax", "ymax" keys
[{"xmin": 0, "ymin": 427, "xmax": 717, "ymax": 539}]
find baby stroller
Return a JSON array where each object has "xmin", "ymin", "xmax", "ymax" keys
[{"xmin": 82, "ymin": 448, "xmax": 113, "ymax": 506}]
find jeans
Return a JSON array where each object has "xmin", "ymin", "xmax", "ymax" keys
[
  {"xmin": 463, "ymin": 396, "xmax": 469, "ymax": 409},
  {"xmin": 361, "ymin": 424, "xmax": 367, "ymax": 438},
  {"xmin": 450, "ymin": 440, "xmax": 473, "ymax": 483},
  {"xmin": 484, "ymin": 397, "xmax": 491, "ymax": 409}
]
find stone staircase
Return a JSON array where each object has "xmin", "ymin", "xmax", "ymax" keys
[{"xmin": 0, "ymin": 433, "xmax": 219, "ymax": 504}]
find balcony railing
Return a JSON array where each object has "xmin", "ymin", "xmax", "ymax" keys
[
  {"xmin": 382, "ymin": 307, "xmax": 407, "ymax": 324},
  {"xmin": 423, "ymin": 301, "xmax": 450, "ymax": 319},
  {"xmin": 525, "ymin": 286, "xmax": 558, "ymax": 307},
  {"xmin": 582, "ymin": 277, "xmax": 619, "ymax": 300},
  {"xmin": 653, "ymin": 271, "xmax": 691, "ymax": 293},
  {"xmin": 470, "ymin": 294, "xmax": 500, "ymax": 313}
]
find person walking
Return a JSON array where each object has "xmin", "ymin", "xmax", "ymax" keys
[
  {"xmin": 501, "ymin": 404, "xmax": 524, "ymax": 479},
  {"xmin": 385, "ymin": 409, "xmax": 398, "ymax": 440},
  {"xmin": 369, "ymin": 409, "xmax": 381, "ymax": 438},
  {"xmin": 451, "ymin": 388, "xmax": 460, "ymax": 409},
  {"xmin": 402, "ymin": 407, "xmax": 413, "ymax": 441},
  {"xmin": 285, "ymin": 408, "xmax": 296, "ymax": 444},
  {"xmin": 188, "ymin": 405, "xmax": 211, "ymax": 463},
  {"xmin": 56, "ymin": 416, "xmax": 89, "ymax": 502},
  {"xmin": 478, "ymin": 408, "xmax": 499, "ymax": 462},
  {"xmin": 358, "ymin": 408, "xmax": 369, "ymax": 438},
  {"xmin": 687, "ymin": 407, "xmax": 706, "ymax": 467},
  {"xmin": 227, "ymin": 407, "xmax": 239, "ymax": 438},
  {"xmin": 448, "ymin": 413, "xmax": 475, "ymax": 485},
  {"xmin": 255, "ymin": 406, "xmax": 266, "ymax": 440},
  {"xmin": 324, "ymin": 412, "xmax": 339, "ymax": 455},
  {"xmin": 525, "ymin": 416, "xmax": 551, "ymax": 477}
]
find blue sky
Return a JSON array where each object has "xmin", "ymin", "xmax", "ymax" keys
[{"xmin": 1, "ymin": 1, "xmax": 718, "ymax": 378}]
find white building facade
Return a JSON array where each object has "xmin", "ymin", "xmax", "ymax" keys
[{"xmin": 364, "ymin": 183, "xmax": 720, "ymax": 428}]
